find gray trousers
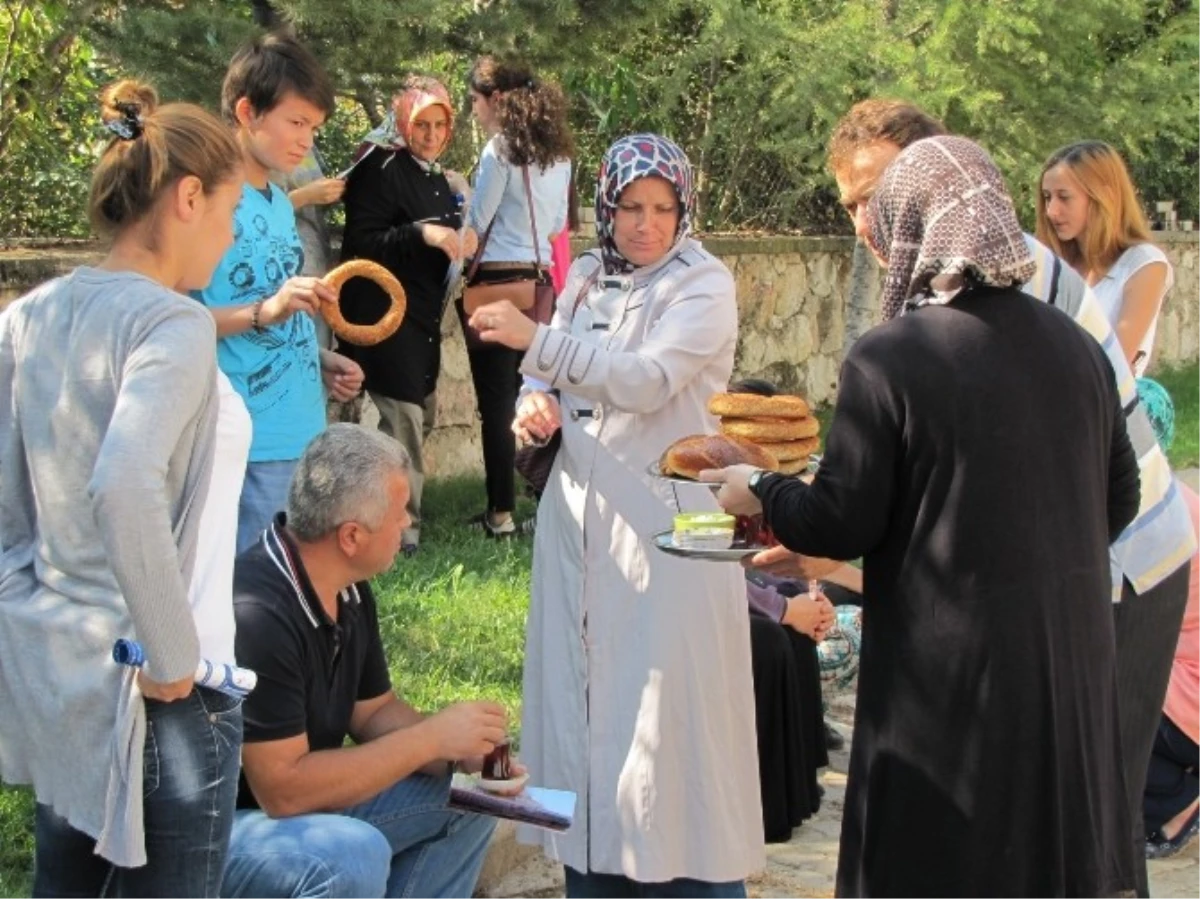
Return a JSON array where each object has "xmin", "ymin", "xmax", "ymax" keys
[
  {"xmin": 1114, "ymin": 561, "xmax": 1192, "ymax": 897},
  {"xmin": 369, "ymin": 391, "xmax": 436, "ymax": 546}
]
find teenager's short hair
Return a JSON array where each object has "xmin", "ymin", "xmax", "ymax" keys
[
  {"xmin": 827, "ymin": 99, "xmax": 947, "ymax": 174},
  {"xmin": 221, "ymin": 32, "xmax": 335, "ymax": 123},
  {"xmin": 89, "ymin": 79, "xmax": 241, "ymax": 239}
]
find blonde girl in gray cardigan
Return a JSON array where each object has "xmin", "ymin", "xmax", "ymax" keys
[{"xmin": 0, "ymin": 79, "xmax": 248, "ymax": 895}]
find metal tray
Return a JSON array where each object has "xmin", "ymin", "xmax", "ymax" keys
[
  {"xmin": 651, "ymin": 529, "xmax": 769, "ymax": 563},
  {"xmin": 644, "ymin": 461, "xmax": 720, "ymax": 489}
]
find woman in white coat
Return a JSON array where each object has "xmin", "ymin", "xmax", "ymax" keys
[{"xmin": 469, "ymin": 133, "xmax": 764, "ymax": 898}]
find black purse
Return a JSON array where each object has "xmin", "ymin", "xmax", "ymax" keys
[
  {"xmin": 514, "ymin": 431, "xmax": 561, "ymax": 495},
  {"xmin": 512, "ymin": 267, "xmax": 599, "ymax": 494}
]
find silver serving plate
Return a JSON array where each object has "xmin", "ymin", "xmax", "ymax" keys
[
  {"xmin": 651, "ymin": 529, "xmax": 769, "ymax": 563},
  {"xmin": 644, "ymin": 461, "xmax": 721, "ymax": 490}
]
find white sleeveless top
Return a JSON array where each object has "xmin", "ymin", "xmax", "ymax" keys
[
  {"xmin": 1091, "ymin": 242, "xmax": 1173, "ymax": 376},
  {"xmin": 190, "ymin": 370, "xmax": 251, "ymax": 662}
]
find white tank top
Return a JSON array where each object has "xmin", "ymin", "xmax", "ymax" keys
[{"xmin": 1091, "ymin": 242, "xmax": 1173, "ymax": 376}]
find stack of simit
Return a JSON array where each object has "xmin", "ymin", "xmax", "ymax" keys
[{"xmin": 709, "ymin": 393, "xmax": 819, "ymax": 475}]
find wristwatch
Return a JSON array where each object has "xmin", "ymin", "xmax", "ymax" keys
[{"xmin": 747, "ymin": 468, "xmax": 772, "ymax": 499}]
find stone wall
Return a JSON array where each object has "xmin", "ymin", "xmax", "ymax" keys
[{"xmin": 2, "ymin": 233, "xmax": 1195, "ymax": 477}]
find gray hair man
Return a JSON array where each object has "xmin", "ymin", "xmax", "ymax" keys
[{"xmin": 222, "ymin": 423, "xmax": 508, "ymax": 898}]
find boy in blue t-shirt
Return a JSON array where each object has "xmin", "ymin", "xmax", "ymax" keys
[{"xmin": 196, "ymin": 34, "xmax": 363, "ymax": 551}]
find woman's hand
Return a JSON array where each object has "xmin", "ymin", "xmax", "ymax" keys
[
  {"xmin": 468, "ymin": 300, "xmax": 538, "ymax": 351},
  {"xmin": 138, "ymin": 671, "xmax": 194, "ymax": 702},
  {"xmin": 460, "ymin": 227, "xmax": 480, "ymax": 259},
  {"xmin": 514, "ymin": 391, "xmax": 561, "ymax": 444},
  {"xmin": 289, "ymin": 178, "xmax": 346, "ymax": 210},
  {"xmin": 320, "ymin": 350, "xmax": 364, "ymax": 402},
  {"xmin": 743, "ymin": 546, "xmax": 842, "ymax": 580},
  {"xmin": 782, "ymin": 593, "xmax": 836, "ymax": 641},
  {"xmin": 422, "ymin": 224, "xmax": 467, "ymax": 261},
  {"xmin": 698, "ymin": 464, "xmax": 762, "ymax": 516}
]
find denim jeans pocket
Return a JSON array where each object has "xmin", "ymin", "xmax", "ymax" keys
[
  {"xmin": 196, "ymin": 687, "xmax": 244, "ymax": 758},
  {"xmin": 143, "ymin": 689, "xmax": 243, "ymax": 801}
]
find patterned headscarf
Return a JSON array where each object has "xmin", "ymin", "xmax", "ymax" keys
[
  {"xmin": 595, "ymin": 133, "xmax": 694, "ymax": 274},
  {"xmin": 867, "ymin": 135, "xmax": 1036, "ymax": 321},
  {"xmin": 354, "ymin": 77, "xmax": 455, "ymax": 165}
]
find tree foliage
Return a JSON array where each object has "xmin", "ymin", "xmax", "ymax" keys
[
  {"xmin": 1, "ymin": 0, "xmax": 1196, "ymax": 238},
  {"xmin": 0, "ymin": 1, "xmax": 116, "ymax": 237}
]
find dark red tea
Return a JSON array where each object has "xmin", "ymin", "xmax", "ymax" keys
[{"xmin": 482, "ymin": 740, "xmax": 512, "ymax": 780}]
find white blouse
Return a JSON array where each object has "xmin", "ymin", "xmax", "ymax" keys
[
  {"xmin": 190, "ymin": 370, "xmax": 252, "ymax": 663},
  {"xmin": 1091, "ymin": 242, "xmax": 1173, "ymax": 376}
]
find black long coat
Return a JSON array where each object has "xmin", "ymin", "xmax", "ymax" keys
[
  {"xmin": 339, "ymin": 147, "xmax": 461, "ymax": 404},
  {"xmin": 757, "ymin": 288, "xmax": 1141, "ymax": 897}
]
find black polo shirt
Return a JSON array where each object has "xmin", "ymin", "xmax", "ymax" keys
[{"xmin": 232, "ymin": 513, "xmax": 392, "ymax": 810}]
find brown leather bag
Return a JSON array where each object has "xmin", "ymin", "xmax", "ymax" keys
[
  {"xmin": 462, "ymin": 166, "xmax": 550, "ymax": 318},
  {"xmin": 462, "ymin": 277, "xmax": 539, "ymax": 314}
]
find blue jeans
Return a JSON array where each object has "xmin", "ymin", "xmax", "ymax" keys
[
  {"xmin": 565, "ymin": 867, "xmax": 747, "ymax": 898},
  {"xmin": 237, "ymin": 460, "xmax": 298, "ymax": 553},
  {"xmin": 222, "ymin": 771, "xmax": 495, "ymax": 898},
  {"xmin": 32, "ymin": 688, "xmax": 242, "ymax": 897}
]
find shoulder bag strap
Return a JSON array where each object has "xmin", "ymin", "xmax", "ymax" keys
[
  {"xmin": 463, "ymin": 217, "xmax": 495, "ymax": 285},
  {"xmin": 522, "ymin": 165, "xmax": 543, "ymax": 271},
  {"xmin": 1048, "ymin": 255, "xmax": 1062, "ymax": 307}
]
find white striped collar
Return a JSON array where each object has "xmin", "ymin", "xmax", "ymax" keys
[{"xmin": 261, "ymin": 519, "xmax": 363, "ymax": 630}]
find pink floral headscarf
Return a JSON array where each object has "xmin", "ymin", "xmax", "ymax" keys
[{"xmin": 354, "ymin": 76, "xmax": 455, "ymax": 163}]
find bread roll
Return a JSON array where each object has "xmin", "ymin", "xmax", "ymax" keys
[
  {"xmin": 719, "ymin": 416, "xmax": 820, "ymax": 441},
  {"xmin": 322, "ymin": 259, "xmax": 407, "ymax": 346},
  {"xmin": 776, "ymin": 457, "xmax": 810, "ymax": 475},
  {"xmin": 709, "ymin": 392, "xmax": 810, "ymax": 419},
  {"xmin": 660, "ymin": 434, "xmax": 779, "ymax": 480},
  {"xmin": 757, "ymin": 436, "xmax": 821, "ymax": 461}
]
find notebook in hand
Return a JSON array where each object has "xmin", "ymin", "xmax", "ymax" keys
[{"xmin": 449, "ymin": 773, "xmax": 576, "ymax": 833}]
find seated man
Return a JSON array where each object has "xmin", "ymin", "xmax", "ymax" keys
[{"xmin": 222, "ymin": 424, "xmax": 504, "ymax": 898}]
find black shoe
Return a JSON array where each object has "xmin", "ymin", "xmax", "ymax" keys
[
  {"xmin": 1146, "ymin": 808, "xmax": 1199, "ymax": 859},
  {"xmin": 401, "ymin": 543, "xmax": 419, "ymax": 558},
  {"xmin": 824, "ymin": 720, "xmax": 845, "ymax": 751}
]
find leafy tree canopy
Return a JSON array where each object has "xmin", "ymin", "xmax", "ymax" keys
[{"xmin": 2, "ymin": 0, "xmax": 1196, "ymax": 237}]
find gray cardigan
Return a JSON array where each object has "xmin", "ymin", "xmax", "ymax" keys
[{"xmin": 0, "ymin": 267, "xmax": 218, "ymax": 865}]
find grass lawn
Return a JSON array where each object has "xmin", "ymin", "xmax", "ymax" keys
[
  {"xmin": 0, "ymin": 362, "xmax": 1194, "ymax": 894},
  {"xmin": 1156, "ymin": 362, "xmax": 1199, "ymax": 469}
]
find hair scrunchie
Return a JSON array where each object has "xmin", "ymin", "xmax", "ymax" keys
[{"xmin": 104, "ymin": 100, "xmax": 144, "ymax": 141}]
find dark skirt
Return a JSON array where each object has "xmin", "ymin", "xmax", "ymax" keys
[{"xmin": 750, "ymin": 613, "xmax": 825, "ymax": 842}]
